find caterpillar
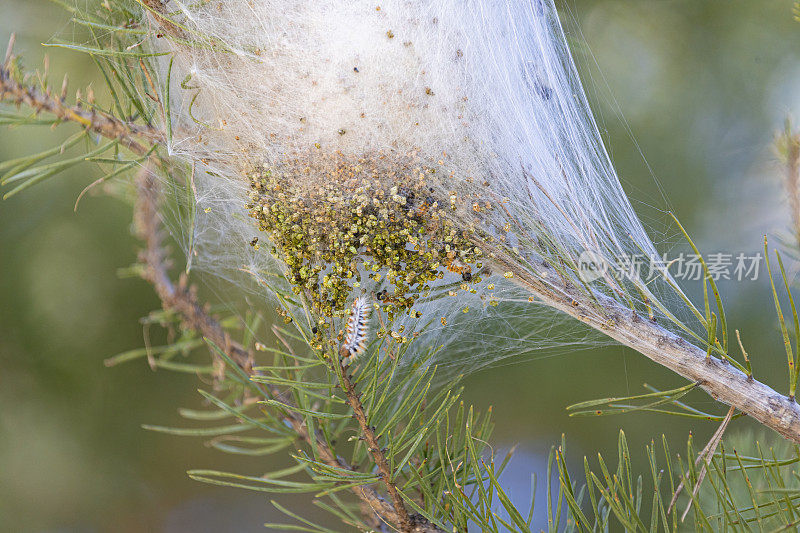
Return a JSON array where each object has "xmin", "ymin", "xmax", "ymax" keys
[{"xmin": 339, "ymin": 296, "xmax": 371, "ymax": 366}]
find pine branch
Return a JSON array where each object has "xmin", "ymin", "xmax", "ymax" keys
[
  {"xmin": 0, "ymin": 35, "xmax": 163, "ymax": 158},
  {"xmin": 134, "ymin": 168, "xmax": 444, "ymax": 533},
  {"xmin": 339, "ymin": 363, "xmax": 413, "ymax": 530},
  {"xmin": 11, "ymin": 0, "xmax": 796, "ymax": 448},
  {"xmin": 490, "ymin": 248, "xmax": 800, "ymax": 444}
]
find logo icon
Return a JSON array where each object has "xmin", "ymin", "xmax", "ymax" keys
[{"xmin": 577, "ymin": 250, "xmax": 608, "ymax": 283}]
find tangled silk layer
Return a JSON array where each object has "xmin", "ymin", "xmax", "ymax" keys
[{"xmin": 145, "ymin": 0, "xmax": 686, "ymax": 371}]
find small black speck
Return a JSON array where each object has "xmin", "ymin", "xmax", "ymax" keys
[
  {"xmin": 534, "ymin": 81, "xmax": 553, "ymax": 100},
  {"xmin": 353, "ymin": 66, "xmax": 359, "ymax": 73}
]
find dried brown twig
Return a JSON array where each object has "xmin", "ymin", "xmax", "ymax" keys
[
  {"xmin": 1, "ymin": 35, "xmax": 163, "ymax": 157},
  {"xmin": 668, "ymin": 405, "xmax": 736, "ymax": 520}
]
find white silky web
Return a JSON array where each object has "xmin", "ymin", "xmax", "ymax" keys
[{"xmin": 145, "ymin": 0, "xmax": 693, "ymax": 376}]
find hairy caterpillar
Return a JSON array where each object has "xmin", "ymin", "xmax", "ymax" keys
[{"xmin": 340, "ymin": 297, "xmax": 371, "ymax": 366}]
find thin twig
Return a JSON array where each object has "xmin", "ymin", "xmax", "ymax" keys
[
  {"xmin": 667, "ymin": 405, "xmax": 736, "ymax": 518},
  {"xmin": 339, "ymin": 363, "xmax": 413, "ymax": 530},
  {"xmin": 1, "ymin": 35, "xmax": 163, "ymax": 157},
  {"xmin": 134, "ymin": 168, "xmax": 443, "ymax": 532}
]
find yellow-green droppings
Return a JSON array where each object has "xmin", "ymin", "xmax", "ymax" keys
[{"xmin": 245, "ymin": 151, "xmax": 482, "ymax": 330}]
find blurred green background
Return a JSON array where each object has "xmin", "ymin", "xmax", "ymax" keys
[{"xmin": 1, "ymin": 0, "xmax": 799, "ymax": 531}]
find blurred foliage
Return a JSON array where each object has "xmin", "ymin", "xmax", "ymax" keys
[{"xmin": 2, "ymin": 0, "xmax": 800, "ymax": 531}]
